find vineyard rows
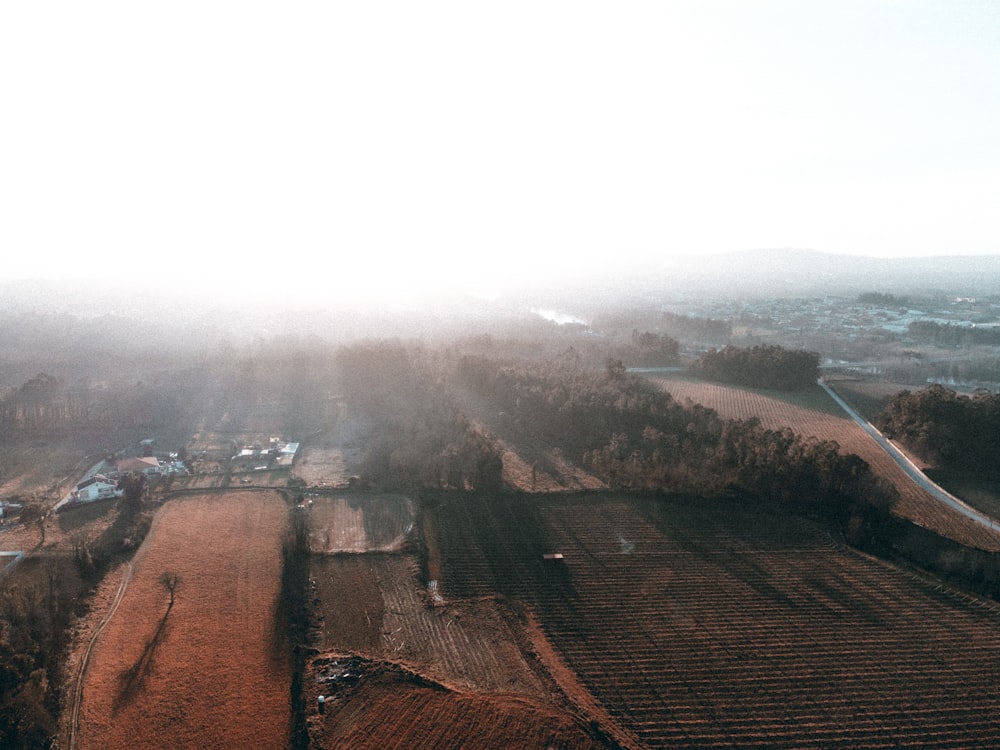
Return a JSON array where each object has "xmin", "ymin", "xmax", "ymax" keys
[
  {"xmin": 649, "ymin": 375, "xmax": 1000, "ymax": 551},
  {"xmin": 431, "ymin": 493, "xmax": 1000, "ymax": 748}
]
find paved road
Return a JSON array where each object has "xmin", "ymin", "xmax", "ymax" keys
[{"xmin": 818, "ymin": 379, "xmax": 1000, "ymax": 532}]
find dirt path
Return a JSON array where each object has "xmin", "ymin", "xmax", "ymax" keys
[{"xmin": 67, "ymin": 560, "xmax": 134, "ymax": 750}]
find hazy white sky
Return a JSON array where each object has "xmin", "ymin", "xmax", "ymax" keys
[{"xmin": 2, "ymin": 1, "xmax": 998, "ymax": 297}]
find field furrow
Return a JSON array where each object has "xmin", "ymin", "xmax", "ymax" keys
[{"xmin": 431, "ymin": 493, "xmax": 1000, "ymax": 748}]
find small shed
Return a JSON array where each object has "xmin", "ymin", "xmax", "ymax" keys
[{"xmin": 542, "ymin": 553, "xmax": 564, "ymax": 561}]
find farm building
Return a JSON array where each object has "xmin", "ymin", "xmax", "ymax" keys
[
  {"xmin": 117, "ymin": 456, "xmax": 162, "ymax": 475},
  {"xmin": 277, "ymin": 441, "xmax": 299, "ymax": 466},
  {"xmin": 232, "ymin": 439, "xmax": 300, "ymax": 468},
  {"xmin": 73, "ymin": 475, "xmax": 123, "ymax": 503}
]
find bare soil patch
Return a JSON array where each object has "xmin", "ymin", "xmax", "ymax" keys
[
  {"xmin": 305, "ymin": 655, "xmax": 614, "ymax": 750},
  {"xmin": 311, "ymin": 555, "xmax": 386, "ymax": 654},
  {"xmin": 291, "ymin": 445, "xmax": 348, "ymax": 488},
  {"xmin": 307, "ymin": 493, "xmax": 413, "ymax": 554},
  {"xmin": 76, "ymin": 491, "xmax": 291, "ymax": 750}
]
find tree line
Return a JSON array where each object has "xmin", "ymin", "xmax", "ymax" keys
[
  {"xmin": 908, "ymin": 321, "xmax": 1000, "ymax": 347},
  {"xmin": 337, "ymin": 343, "xmax": 503, "ymax": 492},
  {"xmin": 455, "ymin": 354, "xmax": 894, "ymax": 529},
  {"xmin": 696, "ymin": 344, "xmax": 819, "ymax": 390},
  {"xmin": 608, "ymin": 330, "xmax": 681, "ymax": 368},
  {"xmin": 876, "ymin": 384, "xmax": 1000, "ymax": 475},
  {"xmin": 0, "ymin": 372, "xmax": 184, "ymax": 438}
]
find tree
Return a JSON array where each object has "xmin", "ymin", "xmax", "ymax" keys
[
  {"xmin": 606, "ymin": 358, "xmax": 626, "ymax": 378},
  {"xmin": 160, "ymin": 572, "xmax": 180, "ymax": 610}
]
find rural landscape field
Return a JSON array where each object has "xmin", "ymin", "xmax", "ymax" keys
[
  {"xmin": 8, "ymin": 0, "xmax": 1000, "ymax": 744},
  {"xmin": 4, "ymin": 252, "xmax": 1000, "ymax": 749}
]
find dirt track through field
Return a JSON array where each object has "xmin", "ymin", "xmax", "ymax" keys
[
  {"xmin": 76, "ymin": 492, "xmax": 291, "ymax": 750},
  {"xmin": 67, "ymin": 561, "xmax": 133, "ymax": 750}
]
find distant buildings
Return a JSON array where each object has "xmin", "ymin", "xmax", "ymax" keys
[
  {"xmin": 117, "ymin": 456, "xmax": 163, "ymax": 475},
  {"xmin": 231, "ymin": 438, "xmax": 300, "ymax": 470}
]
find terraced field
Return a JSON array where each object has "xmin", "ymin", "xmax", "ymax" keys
[
  {"xmin": 306, "ymin": 492, "xmax": 602, "ymax": 749},
  {"xmin": 647, "ymin": 374, "xmax": 1000, "ymax": 551},
  {"xmin": 430, "ymin": 492, "xmax": 1000, "ymax": 748}
]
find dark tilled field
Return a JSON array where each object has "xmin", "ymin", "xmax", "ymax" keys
[{"xmin": 429, "ymin": 492, "xmax": 1000, "ymax": 748}]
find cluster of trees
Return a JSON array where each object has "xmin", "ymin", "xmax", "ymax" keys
[
  {"xmin": 876, "ymin": 384, "xmax": 1000, "ymax": 474},
  {"xmin": 908, "ymin": 321, "xmax": 1000, "ymax": 347},
  {"xmin": 0, "ymin": 374, "xmax": 89, "ymax": 435},
  {"xmin": 586, "ymin": 422, "xmax": 889, "ymax": 520},
  {"xmin": 696, "ymin": 345, "xmax": 819, "ymax": 390},
  {"xmin": 0, "ymin": 558, "xmax": 82, "ymax": 748},
  {"xmin": 456, "ymin": 355, "xmax": 894, "ymax": 526},
  {"xmin": 0, "ymin": 353, "xmax": 337, "ymax": 449},
  {"xmin": 1, "ymin": 494, "xmax": 154, "ymax": 748},
  {"xmin": 0, "ymin": 372, "xmax": 188, "ymax": 438},
  {"xmin": 615, "ymin": 330, "xmax": 681, "ymax": 368},
  {"xmin": 594, "ymin": 310, "xmax": 732, "ymax": 351},
  {"xmin": 337, "ymin": 343, "xmax": 503, "ymax": 492},
  {"xmin": 659, "ymin": 311, "xmax": 732, "ymax": 342}
]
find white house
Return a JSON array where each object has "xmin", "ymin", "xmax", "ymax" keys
[{"xmin": 74, "ymin": 475, "xmax": 123, "ymax": 503}]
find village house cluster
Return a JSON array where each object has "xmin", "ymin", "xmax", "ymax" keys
[
  {"xmin": 231, "ymin": 436, "xmax": 300, "ymax": 471},
  {"xmin": 65, "ymin": 441, "xmax": 189, "ymax": 506}
]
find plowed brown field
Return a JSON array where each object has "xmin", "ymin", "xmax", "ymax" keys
[
  {"xmin": 306, "ymin": 658, "xmax": 610, "ymax": 750},
  {"xmin": 648, "ymin": 374, "xmax": 1000, "ymax": 551},
  {"xmin": 431, "ymin": 492, "xmax": 1000, "ymax": 749},
  {"xmin": 306, "ymin": 492, "xmax": 617, "ymax": 749},
  {"xmin": 307, "ymin": 493, "xmax": 413, "ymax": 553},
  {"xmin": 76, "ymin": 491, "xmax": 291, "ymax": 750},
  {"xmin": 309, "ymin": 494, "xmax": 548, "ymax": 695},
  {"xmin": 291, "ymin": 445, "xmax": 348, "ymax": 488}
]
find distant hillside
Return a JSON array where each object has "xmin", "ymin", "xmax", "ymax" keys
[
  {"xmin": 4, "ymin": 249, "xmax": 1000, "ymax": 343},
  {"xmin": 503, "ymin": 248, "xmax": 1000, "ymax": 318},
  {"xmin": 646, "ymin": 248, "xmax": 1000, "ymax": 299}
]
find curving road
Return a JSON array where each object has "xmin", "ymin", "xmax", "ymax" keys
[
  {"xmin": 818, "ymin": 379, "xmax": 1000, "ymax": 533},
  {"xmin": 67, "ymin": 561, "xmax": 134, "ymax": 750}
]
